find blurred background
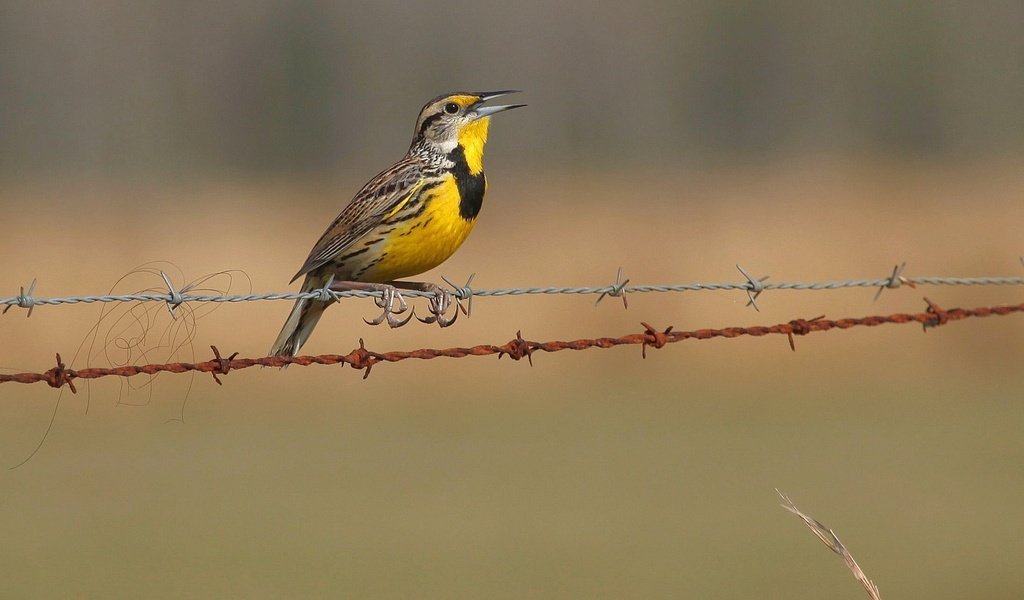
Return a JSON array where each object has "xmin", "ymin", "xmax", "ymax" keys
[{"xmin": 1, "ymin": 2, "xmax": 1023, "ymax": 598}]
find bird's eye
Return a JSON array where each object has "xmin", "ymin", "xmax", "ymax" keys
[{"xmin": 444, "ymin": 102, "xmax": 460, "ymax": 115}]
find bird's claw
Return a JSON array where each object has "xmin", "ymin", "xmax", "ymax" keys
[
  {"xmin": 363, "ymin": 286, "xmax": 414, "ymax": 328},
  {"xmin": 416, "ymin": 285, "xmax": 467, "ymax": 328}
]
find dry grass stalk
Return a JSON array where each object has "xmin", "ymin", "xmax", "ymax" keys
[{"xmin": 777, "ymin": 490, "xmax": 882, "ymax": 600}]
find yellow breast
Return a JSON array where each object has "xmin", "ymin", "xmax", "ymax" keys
[{"xmin": 360, "ymin": 175, "xmax": 478, "ymax": 282}]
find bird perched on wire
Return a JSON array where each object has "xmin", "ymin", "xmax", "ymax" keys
[{"xmin": 270, "ymin": 90, "xmax": 525, "ymax": 358}]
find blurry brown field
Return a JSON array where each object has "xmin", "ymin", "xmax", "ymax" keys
[{"xmin": 2, "ymin": 161, "xmax": 1023, "ymax": 598}]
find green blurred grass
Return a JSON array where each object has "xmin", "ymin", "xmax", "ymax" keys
[{"xmin": 3, "ymin": 373, "xmax": 1023, "ymax": 598}]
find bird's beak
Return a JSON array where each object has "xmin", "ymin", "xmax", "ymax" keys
[{"xmin": 472, "ymin": 90, "xmax": 526, "ymax": 119}]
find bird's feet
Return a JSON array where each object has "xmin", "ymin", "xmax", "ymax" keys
[
  {"xmin": 328, "ymin": 279, "xmax": 466, "ymax": 329},
  {"xmin": 362, "ymin": 285, "xmax": 415, "ymax": 328},
  {"xmin": 413, "ymin": 283, "xmax": 468, "ymax": 328}
]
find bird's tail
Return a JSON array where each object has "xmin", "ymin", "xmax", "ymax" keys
[{"xmin": 269, "ymin": 275, "xmax": 332, "ymax": 358}]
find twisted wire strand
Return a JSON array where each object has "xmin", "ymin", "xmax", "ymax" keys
[
  {"xmin": 2, "ymin": 299, "xmax": 1022, "ymax": 391},
  {"xmin": 4, "ymin": 275, "xmax": 1024, "ymax": 310}
]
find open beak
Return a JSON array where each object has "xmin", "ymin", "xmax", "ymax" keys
[{"xmin": 472, "ymin": 90, "xmax": 526, "ymax": 119}]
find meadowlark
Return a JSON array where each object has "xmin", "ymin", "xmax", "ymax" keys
[{"xmin": 269, "ymin": 90, "xmax": 524, "ymax": 357}]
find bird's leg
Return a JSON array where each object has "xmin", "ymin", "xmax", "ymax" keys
[
  {"xmin": 329, "ymin": 281, "xmax": 414, "ymax": 328},
  {"xmin": 390, "ymin": 281, "xmax": 468, "ymax": 328}
]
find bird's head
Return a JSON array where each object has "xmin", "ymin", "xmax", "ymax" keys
[{"xmin": 411, "ymin": 91, "xmax": 524, "ymax": 160}]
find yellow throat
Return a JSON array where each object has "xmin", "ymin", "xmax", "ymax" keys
[{"xmin": 457, "ymin": 117, "xmax": 490, "ymax": 174}]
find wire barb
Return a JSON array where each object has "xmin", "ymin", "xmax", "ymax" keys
[
  {"xmin": 786, "ymin": 315, "xmax": 826, "ymax": 351},
  {"xmin": 159, "ymin": 271, "xmax": 187, "ymax": 318},
  {"xmin": 498, "ymin": 330, "xmax": 536, "ymax": 365},
  {"xmin": 441, "ymin": 273, "xmax": 476, "ymax": 317},
  {"xmin": 43, "ymin": 353, "xmax": 77, "ymax": 393},
  {"xmin": 873, "ymin": 262, "xmax": 915, "ymax": 301},
  {"xmin": 736, "ymin": 265, "xmax": 769, "ymax": 311},
  {"xmin": 3, "ymin": 278, "xmax": 38, "ymax": 317},
  {"xmin": 641, "ymin": 322, "xmax": 673, "ymax": 358},
  {"xmin": 209, "ymin": 345, "xmax": 239, "ymax": 385},
  {"xmin": 596, "ymin": 267, "xmax": 630, "ymax": 309},
  {"xmin": 315, "ymin": 274, "xmax": 338, "ymax": 302},
  {"xmin": 922, "ymin": 297, "xmax": 949, "ymax": 330},
  {"xmin": 348, "ymin": 338, "xmax": 378, "ymax": 379}
]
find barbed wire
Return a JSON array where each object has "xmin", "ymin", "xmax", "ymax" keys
[
  {"xmin": 3, "ymin": 263, "xmax": 1024, "ymax": 317},
  {"xmin": 2, "ymin": 298, "xmax": 1021, "ymax": 392}
]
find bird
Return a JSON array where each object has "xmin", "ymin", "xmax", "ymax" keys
[{"xmin": 269, "ymin": 90, "xmax": 525, "ymax": 358}]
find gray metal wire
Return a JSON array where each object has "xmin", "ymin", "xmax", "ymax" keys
[{"xmin": 3, "ymin": 263, "xmax": 1023, "ymax": 316}]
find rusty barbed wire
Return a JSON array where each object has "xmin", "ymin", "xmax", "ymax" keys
[
  {"xmin": 3, "ymin": 262, "xmax": 1024, "ymax": 317},
  {"xmin": 2, "ymin": 299, "xmax": 1021, "ymax": 392}
]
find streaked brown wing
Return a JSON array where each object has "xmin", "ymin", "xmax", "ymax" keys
[{"xmin": 291, "ymin": 158, "xmax": 429, "ymax": 282}]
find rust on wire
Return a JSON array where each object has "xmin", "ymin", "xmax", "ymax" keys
[
  {"xmin": 209, "ymin": 345, "xmax": 239, "ymax": 385},
  {"xmin": 786, "ymin": 315, "xmax": 827, "ymax": 351},
  {"xmin": 641, "ymin": 322, "xmax": 673, "ymax": 358},
  {"xmin": 922, "ymin": 297, "xmax": 949, "ymax": 330},
  {"xmin": 350, "ymin": 338, "xmax": 379, "ymax": 379},
  {"xmin": 2, "ymin": 299, "xmax": 1023, "ymax": 392},
  {"xmin": 497, "ymin": 330, "xmax": 536, "ymax": 365},
  {"xmin": 42, "ymin": 353, "xmax": 77, "ymax": 394}
]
